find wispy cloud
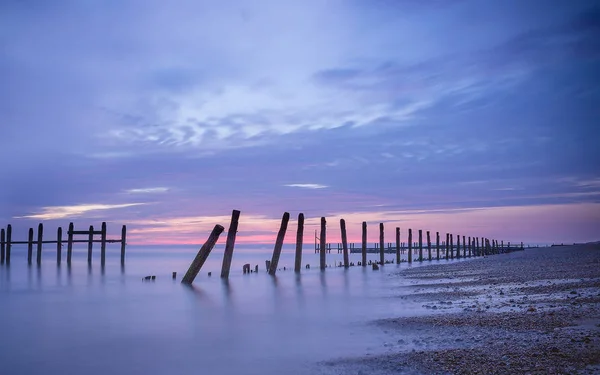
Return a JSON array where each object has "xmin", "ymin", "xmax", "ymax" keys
[
  {"xmin": 125, "ymin": 187, "xmax": 169, "ymax": 194},
  {"xmin": 16, "ymin": 203, "xmax": 146, "ymax": 220},
  {"xmin": 284, "ymin": 184, "xmax": 328, "ymax": 189}
]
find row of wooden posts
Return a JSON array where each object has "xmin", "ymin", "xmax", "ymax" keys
[
  {"xmin": 0, "ymin": 223, "xmax": 127, "ymax": 267},
  {"xmin": 181, "ymin": 210, "xmax": 523, "ymax": 284}
]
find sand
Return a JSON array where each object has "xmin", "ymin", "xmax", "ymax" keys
[{"xmin": 320, "ymin": 244, "xmax": 600, "ymax": 375}]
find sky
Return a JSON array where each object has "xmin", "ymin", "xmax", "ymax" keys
[{"xmin": 1, "ymin": 0, "xmax": 599, "ymax": 247}]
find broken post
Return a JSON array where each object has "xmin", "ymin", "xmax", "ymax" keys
[
  {"xmin": 181, "ymin": 224, "xmax": 225, "ymax": 284},
  {"xmin": 100, "ymin": 222, "xmax": 107, "ymax": 267},
  {"xmin": 408, "ymin": 229, "xmax": 413, "ymax": 263},
  {"xmin": 341, "ymin": 219, "xmax": 349, "ymax": 268},
  {"xmin": 294, "ymin": 213, "xmax": 304, "ymax": 273},
  {"xmin": 120, "ymin": 225, "xmax": 127, "ymax": 265},
  {"xmin": 221, "ymin": 209, "xmax": 241, "ymax": 278},
  {"xmin": 361, "ymin": 222, "xmax": 367, "ymax": 267},
  {"xmin": 27, "ymin": 228, "xmax": 34, "ymax": 265},
  {"xmin": 379, "ymin": 223, "xmax": 384, "ymax": 265},
  {"xmin": 36, "ymin": 223, "xmax": 43, "ymax": 265},
  {"xmin": 268, "ymin": 212, "xmax": 290, "ymax": 275},
  {"xmin": 418, "ymin": 229, "xmax": 423, "ymax": 262},
  {"xmin": 87, "ymin": 225, "xmax": 94, "ymax": 264},
  {"xmin": 67, "ymin": 222, "xmax": 74, "ymax": 265},
  {"xmin": 56, "ymin": 227, "xmax": 62, "ymax": 265},
  {"xmin": 320, "ymin": 217, "xmax": 327, "ymax": 270},
  {"xmin": 395, "ymin": 227, "xmax": 400, "ymax": 264},
  {"xmin": 427, "ymin": 231, "xmax": 432, "ymax": 261}
]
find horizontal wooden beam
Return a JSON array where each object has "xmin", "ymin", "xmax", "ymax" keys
[
  {"xmin": 1, "ymin": 239, "xmax": 123, "ymax": 245},
  {"xmin": 69, "ymin": 230, "xmax": 103, "ymax": 235}
]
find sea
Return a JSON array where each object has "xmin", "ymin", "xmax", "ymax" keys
[{"xmin": 0, "ymin": 242, "xmax": 470, "ymax": 374}]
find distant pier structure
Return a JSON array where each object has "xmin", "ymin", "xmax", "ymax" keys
[{"xmin": 0, "ymin": 222, "xmax": 127, "ymax": 267}]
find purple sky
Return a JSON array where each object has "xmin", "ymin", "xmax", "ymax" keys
[{"xmin": 1, "ymin": 0, "xmax": 599, "ymax": 246}]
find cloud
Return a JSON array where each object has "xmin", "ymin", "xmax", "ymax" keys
[
  {"xmin": 284, "ymin": 184, "xmax": 328, "ymax": 189},
  {"xmin": 125, "ymin": 187, "xmax": 169, "ymax": 194},
  {"xmin": 16, "ymin": 203, "xmax": 146, "ymax": 220}
]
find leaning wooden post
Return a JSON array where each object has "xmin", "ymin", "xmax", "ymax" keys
[
  {"xmin": 294, "ymin": 213, "xmax": 304, "ymax": 273},
  {"xmin": 6, "ymin": 225, "xmax": 12, "ymax": 264},
  {"xmin": 87, "ymin": 225, "xmax": 94, "ymax": 264},
  {"xmin": 36, "ymin": 223, "xmax": 43, "ymax": 265},
  {"xmin": 436, "ymin": 232, "xmax": 440, "ymax": 260},
  {"xmin": 408, "ymin": 229, "xmax": 413, "ymax": 263},
  {"xmin": 268, "ymin": 212, "xmax": 290, "ymax": 275},
  {"xmin": 419, "ymin": 229, "xmax": 425, "ymax": 261},
  {"xmin": 67, "ymin": 222, "xmax": 74, "ymax": 265},
  {"xmin": 100, "ymin": 222, "xmax": 107, "ymax": 267},
  {"xmin": 27, "ymin": 228, "xmax": 34, "ymax": 265},
  {"xmin": 56, "ymin": 227, "xmax": 62, "ymax": 265},
  {"xmin": 320, "ymin": 217, "xmax": 327, "ymax": 270},
  {"xmin": 361, "ymin": 222, "xmax": 367, "ymax": 267},
  {"xmin": 181, "ymin": 224, "xmax": 225, "ymax": 284},
  {"xmin": 220, "ymin": 209, "xmax": 241, "ymax": 278},
  {"xmin": 379, "ymin": 223, "xmax": 384, "ymax": 265},
  {"xmin": 340, "ymin": 219, "xmax": 349, "ymax": 268},
  {"xmin": 427, "ymin": 231, "xmax": 432, "ymax": 261},
  {"xmin": 0, "ymin": 228, "xmax": 5, "ymax": 265},
  {"xmin": 456, "ymin": 235, "xmax": 461, "ymax": 259},
  {"xmin": 120, "ymin": 225, "xmax": 127, "ymax": 265},
  {"xmin": 395, "ymin": 227, "xmax": 400, "ymax": 264}
]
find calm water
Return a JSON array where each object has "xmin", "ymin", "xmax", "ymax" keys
[{"xmin": 0, "ymin": 243, "xmax": 469, "ymax": 374}]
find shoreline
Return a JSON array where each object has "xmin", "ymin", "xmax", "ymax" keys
[{"xmin": 320, "ymin": 244, "xmax": 600, "ymax": 375}]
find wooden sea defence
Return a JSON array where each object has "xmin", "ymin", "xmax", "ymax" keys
[{"xmin": 0, "ymin": 222, "xmax": 127, "ymax": 267}]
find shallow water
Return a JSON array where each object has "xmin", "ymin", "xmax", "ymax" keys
[{"xmin": 0, "ymin": 244, "xmax": 470, "ymax": 374}]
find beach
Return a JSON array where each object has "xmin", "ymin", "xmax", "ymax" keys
[{"xmin": 321, "ymin": 244, "xmax": 600, "ymax": 374}]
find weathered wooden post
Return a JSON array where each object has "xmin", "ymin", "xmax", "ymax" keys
[
  {"xmin": 340, "ymin": 219, "xmax": 349, "ymax": 268},
  {"xmin": 294, "ymin": 213, "xmax": 304, "ymax": 273},
  {"xmin": 27, "ymin": 228, "xmax": 34, "ymax": 265},
  {"xmin": 468, "ymin": 236, "xmax": 471, "ymax": 257},
  {"xmin": 361, "ymin": 222, "xmax": 367, "ymax": 267},
  {"xmin": 221, "ymin": 209, "xmax": 241, "ymax": 278},
  {"xmin": 445, "ymin": 233, "xmax": 450, "ymax": 260},
  {"xmin": 268, "ymin": 212, "xmax": 290, "ymax": 275},
  {"xmin": 67, "ymin": 222, "xmax": 74, "ymax": 265},
  {"xmin": 436, "ymin": 232, "xmax": 440, "ymax": 260},
  {"xmin": 120, "ymin": 225, "xmax": 127, "ymax": 265},
  {"xmin": 450, "ymin": 234, "xmax": 454, "ymax": 259},
  {"xmin": 379, "ymin": 223, "xmax": 384, "ymax": 265},
  {"xmin": 6, "ymin": 225, "xmax": 11, "ymax": 264},
  {"xmin": 0, "ymin": 228, "xmax": 5, "ymax": 264},
  {"xmin": 36, "ymin": 223, "xmax": 43, "ymax": 265},
  {"xmin": 418, "ymin": 229, "xmax": 423, "ymax": 262},
  {"xmin": 100, "ymin": 222, "xmax": 107, "ymax": 267},
  {"xmin": 476, "ymin": 237, "xmax": 480, "ymax": 256},
  {"xmin": 501, "ymin": 240, "xmax": 504, "ymax": 253},
  {"xmin": 395, "ymin": 227, "xmax": 400, "ymax": 264},
  {"xmin": 56, "ymin": 227, "xmax": 62, "ymax": 265},
  {"xmin": 87, "ymin": 225, "xmax": 94, "ymax": 264},
  {"xmin": 456, "ymin": 235, "xmax": 461, "ymax": 259},
  {"xmin": 408, "ymin": 229, "xmax": 413, "ymax": 263},
  {"xmin": 181, "ymin": 224, "xmax": 225, "ymax": 284},
  {"xmin": 320, "ymin": 217, "xmax": 327, "ymax": 270},
  {"xmin": 427, "ymin": 231, "xmax": 432, "ymax": 261},
  {"xmin": 462, "ymin": 235, "xmax": 466, "ymax": 258}
]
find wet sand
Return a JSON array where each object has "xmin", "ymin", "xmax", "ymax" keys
[{"xmin": 320, "ymin": 244, "xmax": 600, "ymax": 375}]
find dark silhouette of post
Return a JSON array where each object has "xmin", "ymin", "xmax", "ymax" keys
[
  {"xmin": 294, "ymin": 213, "xmax": 304, "ymax": 272},
  {"xmin": 436, "ymin": 232, "xmax": 440, "ymax": 260},
  {"xmin": 463, "ymin": 235, "xmax": 466, "ymax": 257},
  {"xmin": 87, "ymin": 225, "xmax": 94, "ymax": 264},
  {"xmin": 379, "ymin": 223, "xmax": 384, "ymax": 265},
  {"xmin": 445, "ymin": 233, "xmax": 449, "ymax": 260},
  {"xmin": 56, "ymin": 227, "xmax": 62, "ymax": 265},
  {"xmin": 181, "ymin": 224, "xmax": 225, "ymax": 284},
  {"xmin": 427, "ymin": 231, "xmax": 432, "ymax": 261},
  {"xmin": 36, "ymin": 223, "xmax": 43, "ymax": 265},
  {"xmin": 456, "ymin": 235, "xmax": 461, "ymax": 259},
  {"xmin": 100, "ymin": 222, "xmax": 107, "ymax": 267},
  {"xmin": 6, "ymin": 225, "xmax": 12, "ymax": 264},
  {"xmin": 450, "ymin": 234, "xmax": 454, "ymax": 259},
  {"xmin": 221, "ymin": 209, "xmax": 241, "ymax": 278},
  {"xmin": 341, "ymin": 219, "xmax": 349, "ymax": 268},
  {"xmin": 27, "ymin": 228, "xmax": 34, "ymax": 265},
  {"xmin": 320, "ymin": 217, "xmax": 327, "ymax": 270},
  {"xmin": 468, "ymin": 236, "xmax": 471, "ymax": 257},
  {"xmin": 361, "ymin": 222, "xmax": 367, "ymax": 267},
  {"xmin": 268, "ymin": 212, "xmax": 290, "ymax": 275},
  {"xmin": 395, "ymin": 227, "xmax": 400, "ymax": 264},
  {"xmin": 476, "ymin": 237, "xmax": 480, "ymax": 256},
  {"xmin": 408, "ymin": 229, "xmax": 413, "ymax": 263},
  {"xmin": 120, "ymin": 225, "xmax": 127, "ymax": 265},
  {"xmin": 1, "ymin": 228, "xmax": 5, "ymax": 264},
  {"xmin": 67, "ymin": 223, "xmax": 74, "ymax": 265},
  {"xmin": 418, "ymin": 229, "xmax": 423, "ymax": 261}
]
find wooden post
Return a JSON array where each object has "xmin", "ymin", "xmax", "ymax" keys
[
  {"xmin": 100, "ymin": 222, "xmax": 107, "ymax": 267},
  {"xmin": 294, "ymin": 213, "xmax": 304, "ymax": 273},
  {"xmin": 462, "ymin": 235, "xmax": 466, "ymax": 258},
  {"xmin": 408, "ymin": 229, "xmax": 413, "ymax": 263},
  {"xmin": 320, "ymin": 217, "xmax": 327, "ymax": 270},
  {"xmin": 6, "ymin": 225, "xmax": 11, "ymax": 264},
  {"xmin": 427, "ymin": 231, "xmax": 431, "ymax": 261},
  {"xmin": 221, "ymin": 209, "xmax": 241, "ymax": 278},
  {"xmin": 395, "ymin": 227, "xmax": 400, "ymax": 264},
  {"xmin": 436, "ymin": 232, "xmax": 440, "ymax": 260},
  {"xmin": 268, "ymin": 212, "xmax": 290, "ymax": 275},
  {"xmin": 456, "ymin": 235, "xmax": 461, "ymax": 259},
  {"xmin": 476, "ymin": 237, "xmax": 480, "ymax": 256},
  {"xmin": 361, "ymin": 222, "xmax": 367, "ymax": 267},
  {"xmin": 181, "ymin": 224, "xmax": 225, "ymax": 284},
  {"xmin": 36, "ymin": 223, "xmax": 43, "ymax": 265},
  {"xmin": 0, "ymin": 228, "xmax": 5, "ymax": 264},
  {"xmin": 67, "ymin": 222, "xmax": 74, "ymax": 265},
  {"xmin": 120, "ymin": 225, "xmax": 127, "ymax": 265},
  {"xmin": 468, "ymin": 236, "xmax": 471, "ymax": 257},
  {"xmin": 450, "ymin": 234, "xmax": 454, "ymax": 259},
  {"xmin": 445, "ymin": 233, "xmax": 449, "ymax": 260},
  {"xmin": 341, "ymin": 219, "xmax": 349, "ymax": 268},
  {"xmin": 418, "ymin": 229, "xmax": 423, "ymax": 262},
  {"xmin": 87, "ymin": 225, "xmax": 94, "ymax": 264},
  {"xmin": 27, "ymin": 228, "xmax": 34, "ymax": 265},
  {"xmin": 56, "ymin": 227, "xmax": 62, "ymax": 265},
  {"xmin": 379, "ymin": 223, "xmax": 384, "ymax": 265}
]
